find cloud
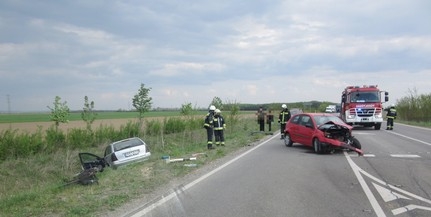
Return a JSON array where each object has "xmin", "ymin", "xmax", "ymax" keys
[{"xmin": 0, "ymin": 0, "xmax": 430, "ymax": 112}]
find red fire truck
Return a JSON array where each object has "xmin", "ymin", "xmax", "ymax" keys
[{"xmin": 340, "ymin": 85, "xmax": 388, "ymax": 130}]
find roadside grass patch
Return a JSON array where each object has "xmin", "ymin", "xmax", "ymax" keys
[{"xmin": 0, "ymin": 115, "xmax": 267, "ymax": 217}]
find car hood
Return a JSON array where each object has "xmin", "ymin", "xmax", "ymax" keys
[{"xmin": 318, "ymin": 121, "xmax": 352, "ymax": 132}]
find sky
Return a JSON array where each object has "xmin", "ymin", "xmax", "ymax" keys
[{"xmin": 0, "ymin": 0, "xmax": 430, "ymax": 112}]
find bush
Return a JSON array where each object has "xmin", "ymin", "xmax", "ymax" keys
[
  {"xmin": 45, "ymin": 126, "xmax": 66, "ymax": 151},
  {"xmin": 164, "ymin": 117, "xmax": 186, "ymax": 134},
  {"xmin": 67, "ymin": 128, "xmax": 95, "ymax": 149}
]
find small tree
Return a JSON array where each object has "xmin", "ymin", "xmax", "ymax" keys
[
  {"xmin": 47, "ymin": 96, "xmax": 70, "ymax": 131},
  {"xmin": 132, "ymin": 83, "xmax": 153, "ymax": 122},
  {"xmin": 210, "ymin": 96, "xmax": 223, "ymax": 110},
  {"xmin": 81, "ymin": 96, "xmax": 97, "ymax": 131},
  {"xmin": 180, "ymin": 102, "xmax": 194, "ymax": 116},
  {"xmin": 225, "ymin": 99, "xmax": 241, "ymax": 132}
]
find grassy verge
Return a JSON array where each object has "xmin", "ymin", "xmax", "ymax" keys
[{"xmin": 0, "ymin": 116, "xmax": 272, "ymax": 217}]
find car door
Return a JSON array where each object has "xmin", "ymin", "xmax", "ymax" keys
[
  {"xmin": 78, "ymin": 152, "xmax": 106, "ymax": 171},
  {"xmin": 287, "ymin": 114, "xmax": 302, "ymax": 142},
  {"xmin": 296, "ymin": 114, "xmax": 316, "ymax": 147}
]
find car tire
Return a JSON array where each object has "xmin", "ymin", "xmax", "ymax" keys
[
  {"xmin": 284, "ymin": 133, "xmax": 293, "ymax": 147},
  {"xmin": 313, "ymin": 138, "xmax": 322, "ymax": 154},
  {"xmin": 351, "ymin": 137, "xmax": 362, "ymax": 149}
]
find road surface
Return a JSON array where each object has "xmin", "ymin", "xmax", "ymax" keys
[{"xmin": 122, "ymin": 123, "xmax": 431, "ymax": 217}]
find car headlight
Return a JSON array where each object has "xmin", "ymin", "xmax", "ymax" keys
[
  {"xmin": 375, "ymin": 113, "xmax": 382, "ymax": 118},
  {"xmin": 348, "ymin": 115, "xmax": 355, "ymax": 119}
]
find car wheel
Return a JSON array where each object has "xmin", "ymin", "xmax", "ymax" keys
[
  {"xmin": 313, "ymin": 138, "xmax": 322, "ymax": 154},
  {"xmin": 284, "ymin": 133, "xmax": 293, "ymax": 147},
  {"xmin": 351, "ymin": 137, "xmax": 362, "ymax": 149}
]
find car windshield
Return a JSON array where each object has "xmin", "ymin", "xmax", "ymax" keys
[
  {"xmin": 313, "ymin": 115, "xmax": 345, "ymax": 126},
  {"xmin": 113, "ymin": 138, "xmax": 144, "ymax": 152},
  {"xmin": 350, "ymin": 91, "xmax": 380, "ymax": 103}
]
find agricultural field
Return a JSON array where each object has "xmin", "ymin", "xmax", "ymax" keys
[{"xmin": 0, "ymin": 111, "xmax": 196, "ymax": 133}]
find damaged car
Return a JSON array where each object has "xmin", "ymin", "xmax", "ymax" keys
[
  {"xmin": 79, "ymin": 137, "xmax": 151, "ymax": 170},
  {"xmin": 284, "ymin": 113, "xmax": 363, "ymax": 155}
]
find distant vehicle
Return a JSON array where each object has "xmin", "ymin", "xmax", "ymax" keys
[
  {"xmin": 325, "ymin": 105, "xmax": 337, "ymax": 113},
  {"xmin": 340, "ymin": 85, "xmax": 388, "ymax": 130},
  {"xmin": 284, "ymin": 113, "xmax": 363, "ymax": 155},
  {"xmin": 79, "ymin": 137, "xmax": 151, "ymax": 170}
]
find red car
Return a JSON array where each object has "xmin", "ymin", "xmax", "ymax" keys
[{"xmin": 284, "ymin": 113, "xmax": 363, "ymax": 155}]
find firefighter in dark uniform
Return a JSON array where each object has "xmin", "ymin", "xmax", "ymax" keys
[
  {"xmin": 278, "ymin": 104, "xmax": 291, "ymax": 139},
  {"xmin": 213, "ymin": 109, "xmax": 226, "ymax": 146},
  {"xmin": 385, "ymin": 104, "xmax": 397, "ymax": 130},
  {"xmin": 204, "ymin": 105, "xmax": 216, "ymax": 149}
]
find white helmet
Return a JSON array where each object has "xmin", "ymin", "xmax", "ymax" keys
[
  {"xmin": 391, "ymin": 104, "xmax": 395, "ymax": 107},
  {"xmin": 215, "ymin": 109, "xmax": 221, "ymax": 114},
  {"xmin": 282, "ymin": 104, "xmax": 287, "ymax": 109},
  {"xmin": 209, "ymin": 105, "xmax": 216, "ymax": 111}
]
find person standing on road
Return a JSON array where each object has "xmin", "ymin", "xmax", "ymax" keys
[
  {"xmin": 213, "ymin": 109, "xmax": 226, "ymax": 147},
  {"xmin": 256, "ymin": 106, "xmax": 266, "ymax": 131},
  {"xmin": 385, "ymin": 104, "xmax": 397, "ymax": 130},
  {"xmin": 204, "ymin": 105, "xmax": 216, "ymax": 149},
  {"xmin": 278, "ymin": 104, "xmax": 291, "ymax": 139}
]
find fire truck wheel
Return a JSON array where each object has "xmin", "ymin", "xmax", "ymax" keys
[
  {"xmin": 374, "ymin": 123, "xmax": 381, "ymax": 130},
  {"xmin": 352, "ymin": 137, "xmax": 362, "ymax": 149}
]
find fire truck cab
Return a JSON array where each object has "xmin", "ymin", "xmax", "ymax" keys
[{"xmin": 340, "ymin": 85, "xmax": 389, "ymax": 130}]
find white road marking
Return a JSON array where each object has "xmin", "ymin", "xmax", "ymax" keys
[
  {"xmin": 354, "ymin": 132, "xmax": 376, "ymax": 135},
  {"xmin": 124, "ymin": 134, "xmax": 279, "ymax": 217},
  {"xmin": 345, "ymin": 152, "xmax": 431, "ymax": 216},
  {"xmin": 390, "ymin": 154, "xmax": 421, "ymax": 158},
  {"xmin": 386, "ymin": 131, "xmax": 431, "ymax": 146},
  {"xmin": 363, "ymin": 154, "xmax": 376, "ymax": 157},
  {"xmin": 344, "ymin": 152, "xmax": 387, "ymax": 217},
  {"xmin": 372, "ymin": 183, "xmax": 411, "ymax": 202},
  {"xmin": 392, "ymin": 204, "xmax": 431, "ymax": 215}
]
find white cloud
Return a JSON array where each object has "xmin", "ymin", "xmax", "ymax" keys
[{"xmin": 0, "ymin": 0, "xmax": 430, "ymax": 112}]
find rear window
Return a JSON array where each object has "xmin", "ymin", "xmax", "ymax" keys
[{"xmin": 113, "ymin": 138, "xmax": 144, "ymax": 152}]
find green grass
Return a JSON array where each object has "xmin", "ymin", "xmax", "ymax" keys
[
  {"xmin": 0, "ymin": 110, "xmax": 257, "ymax": 124},
  {"xmin": 0, "ymin": 116, "xmax": 270, "ymax": 217},
  {"xmin": 0, "ymin": 111, "xmax": 188, "ymax": 123}
]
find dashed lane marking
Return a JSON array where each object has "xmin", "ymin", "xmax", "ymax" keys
[{"xmin": 390, "ymin": 154, "xmax": 421, "ymax": 158}]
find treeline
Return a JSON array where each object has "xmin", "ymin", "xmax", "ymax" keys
[
  {"xmin": 237, "ymin": 101, "xmax": 338, "ymax": 112},
  {"xmin": 395, "ymin": 89, "xmax": 431, "ymax": 122}
]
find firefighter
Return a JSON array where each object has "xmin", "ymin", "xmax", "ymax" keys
[
  {"xmin": 213, "ymin": 109, "xmax": 226, "ymax": 146},
  {"xmin": 278, "ymin": 104, "xmax": 291, "ymax": 139},
  {"xmin": 204, "ymin": 105, "xmax": 216, "ymax": 149},
  {"xmin": 385, "ymin": 104, "xmax": 397, "ymax": 130}
]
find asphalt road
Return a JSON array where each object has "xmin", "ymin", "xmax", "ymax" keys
[{"xmin": 124, "ymin": 123, "xmax": 431, "ymax": 217}]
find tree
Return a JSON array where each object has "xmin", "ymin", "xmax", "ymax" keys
[
  {"xmin": 81, "ymin": 96, "xmax": 97, "ymax": 131},
  {"xmin": 132, "ymin": 83, "xmax": 152, "ymax": 122},
  {"xmin": 224, "ymin": 99, "xmax": 241, "ymax": 132},
  {"xmin": 210, "ymin": 96, "xmax": 223, "ymax": 110},
  {"xmin": 47, "ymin": 96, "xmax": 70, "ymax": 130},
  {"xmin": 180, "ymin": 102, "xmax": 194, "ymax": 116}
]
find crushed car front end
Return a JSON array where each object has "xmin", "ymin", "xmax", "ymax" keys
[{"xmin": 318, "ymin": 122, "xmax": 363, "ymax": 155}]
